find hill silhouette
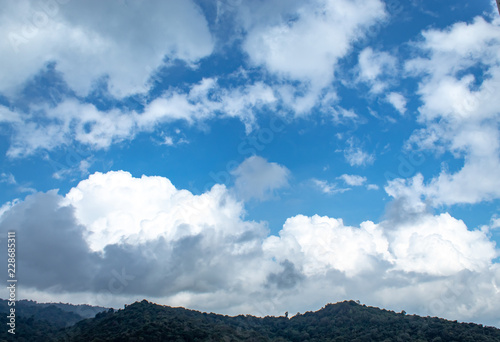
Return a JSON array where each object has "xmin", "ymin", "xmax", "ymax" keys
[{"xmin": 2, "ymin": 299, "xmax": 500, "ymax": 341}]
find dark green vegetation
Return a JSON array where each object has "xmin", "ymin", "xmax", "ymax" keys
[
  {"xmin": 0, "ymin": 299, "xmax": 108, "ymax": 342},
  {"xmin": 0, "ymin": 299, "xmax": 109, "ymax": 324},
  {"xmin": 1, "ymin": 299, "xmax": 500, "ymax": 341}
]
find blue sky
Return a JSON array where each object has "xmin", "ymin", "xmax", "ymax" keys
[{"xmin": 1, "ymin": 0, "xmax": 500, "ymax": 327}]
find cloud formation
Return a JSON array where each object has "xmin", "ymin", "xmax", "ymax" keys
[
  {"xmin": 357, "ymin": 47, "xmax": 397, "ymax": 94},
  {"xmin": 0, "ymin": 0, "xmax": 499, "ymax": 330},
  {"xmin": 392, "ymin": 16, "xmax": 500, "ymax": 207},
  {"xmin": 1, "ymin": 0, "xmax": 214, "ymax": 97},
  {"xmin": 1, "ymin": 170, "xmax": 498, "ymax": 326},
  {"xmin": 231, "ymin": 156, "xmax": 290, "ymax": 201},
  {"xmin": 240, "ymin": 0, "xmax": 386, "ymax": 113},
  {"xmin": 386, "ymin": 92, "xmax": 407, "ymax": 115},
  {"xmin": 3, "ymin": 78, "xmax": 277, "ymax": 157},
  {"xmin": 343, "ymin": 138, "xmax": 375, "ymax": 167},
  {"xmin": 338, "ymin": 174, "xmax": 367, "ymax": 186},
  {"xmin": 312, "ymin": 178, "xmax": 349, "ymax": 194},
  {"xmin": 0, "ymin": 0, "xmax": 390, "ymax": 158}
]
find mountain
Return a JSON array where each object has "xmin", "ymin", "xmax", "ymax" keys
[
  {"xmin": 0, "ymin": 299, "xmax": 108, "ymax": 342},
  {"xmin": 0, "ymin": 299, "xmax": 109, "ymax": 323},
  {"xmin": 2, "ymin": 299, "xmax": 500, "ymax": 341},
  {"xmin": 57, "ymin": 300, "xmax": 500, "ymax": 341}
]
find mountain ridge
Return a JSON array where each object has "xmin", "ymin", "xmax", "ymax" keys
[{"xmin": 2, "ymin": 299, "xmax": 500, "ymax": 341}]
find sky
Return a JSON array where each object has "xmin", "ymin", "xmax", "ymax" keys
[{"xmin": 1, "ymin": 0, "xmax": 500, "ymax": 327}]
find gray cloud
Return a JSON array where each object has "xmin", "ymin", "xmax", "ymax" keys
[
  {"xmin": 266, "ymin": 260, "xmax": 304, "ymax": 289},
  {"xmin": 0, "ymin": 191, "xmax": 98, "ymax": 291},
  {"xmin": 0, "ymin": 171, "xmax": 499, "ymax": 327}
]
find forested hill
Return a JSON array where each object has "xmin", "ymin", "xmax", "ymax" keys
[
  {"xmin": 0, "ymin": 299, "xmax": 109, "ymax": 323},
  {"xmin": 0, "ymin": 299, "xmax": 110, "ymax": 341},
  {"xmin": 44, "ymin": 300, "xmax": 500, "ymax": 341}
]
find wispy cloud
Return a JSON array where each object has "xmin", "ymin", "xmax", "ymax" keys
[
  {"xmin": 386, "ymin": 92, "xmax": 407, "ymax": 115},
  {"xmin": 338, "ymin": 174, "xmax": 367, "ymax": 186},
  {"xmin": 343, "ymin": 138, "xmax": 375, "ymax": 167},
  {"xmin": 312, "ymin": 179, "xmax": 350, "ymax": 194},
  {"xmin": 231, "ymin": 156, "xmax": 290, "ymax": 201},
  {"xmin": 356, "ymin": 47, "xmax": 398, "ymax": 94}
]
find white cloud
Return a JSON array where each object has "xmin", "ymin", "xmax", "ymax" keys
[
  {"xmin": 312, "ymin": 179, "xmax": 349, "ymax": 194},
  {"xmin": 264, "ymin": 215, "xmax": 389, "ymax": 277},
  {"xmin": 386, "ymin": 92, "xmax": 407, "ymax": 114},
  {"xmin": 7, "ymin": 99, "xmax": 136, "ymax": 157},
  {"xmin": 0, "ymin": 200, "xmax": 19, "ymax": 222},
  {"xmin": 3, "ymin": 78, "xmax": 278, "ymax": 158},
  {"xmin": 0, "ymin": 170, "xmax": 499, "ymax": 326},
  {"xmin": 392, "ymin": 16, "xmax": 500, "ymax": 207},
  {"xmin": 0, "ymin": 0, "xmax": 214, "ymax": 98},
  {"xmin": 0, "ymin": 174, "xmax": 273, "ymax": 309},
  {"xmin": 384, "ymin": 213, "xmax": 496, "ymax": 276},
  {"xmin": 345, "ymin": 148, "xmax": 375, "ymax": 166},
  {"xmin": 0, "ymin": 106, "xmax": 22, "ymax": 124},
  {"xmin": 240, "ymin": 0, "xmax": 386, "ymax": 114},
  {"xmin": 262, "ymin": 211, "xmax": 499, "ymax": 325},
  {"xmin": 389, "ymin": 17, "xmax": 500, "ymax": 206},
  {"xmin": 1, "ymin": 2, "xmax": 500, "ymax": 328},
  {"xmin": 217, "ymin": 82, "xmax": 277, "ymax": 133},
  {"xmin": 64, "ymin": 171, "xmax": 262, "ymax": 252},
  {"xmin": 367, "ymin": 184, "xmax": 379, "ymax": 190},
  {"xmin": 0, "ymin": 0, "xmax": 387, "ymax": 156},
  {"xmin": 244, "ymin": 0, "xmax": 387, "ymax": 83},
  {"xmin": 161, "ymin": 136, "xmax": 174, "ymax": 146},
  {"xmin": 338, "ymin": 174, "xmax": 367, "ymax": 186},
  {"xmin": 357, "ymin": 47, "xmax": 398, "ymax": 93},
  {"xmin": 230, "ymin": 156, "xmax": 290, "ymax": 201},
  {"xmin": 266, "ymin": 212, "xmax": 496, "ymax": 278},
  {"xmin": 384, "ymin": 173, "xmax": 428, "ymax": 215},
  {"xmin": 135, "ymin": 78, "xmax": 220, "ymax": 129},
  {"xmin": 492, "ymin": 216, "xmax": 500, "ymax": 229},
  {"xmin": 0, "ymin": 172, "xmax": 36, "ymax": 193},
  {"xmin": 343, "ymin": 139, "xmax": 375, "ymax": 167},
  {"xmin": 0, "ymin": 173, "xmax": 16, "ymax": 185}
]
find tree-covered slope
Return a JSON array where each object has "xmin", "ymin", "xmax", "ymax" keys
[
  {"xmin": 0, "ymin": 299, "xmax": 109, "ymax": 326},
  {"xmin": 0, "ymin": 299, "xmax": 108, "ymax": 342},
  {"xmin": 57, "ymin": 300, "xmax": 500, "ymax": 342}
]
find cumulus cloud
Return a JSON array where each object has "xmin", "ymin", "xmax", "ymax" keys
[
  {"xmin": 384, "ymin": 213, "xmax": 496, "ymax": 275},
  {"xmin": 266, "ymin": 212, "xmax": 496, "ymax": 278},
  {"xmin": 0, "ymin": 0, "xmax": 387, "ymax": 157},
  {"xmin": 63, "ymin": 171, "xmax": 264, "ymax": 252},
  {"xmin": 396, "ymin": 16, "xmax": 500, "ymax": 206},
  {"xmin": 0, "ymin": 170, "xmax": 499, "ymax": 326},
  {"xmin": 0, "ymin": 0, "xmax": 387, "ymax": 161},
  {"xmin": 264, "ymin": 215, "xmax": 389, "ymax": 277},
  {"xmin": 386, "ymin": 92, "xmax": 407, "ymax": 114},
  {"xmin": 263, "ymin": 212, "xmax": 499, "ymax": 325},
  {"xmin": 1, "ymin": 171, "xmax": 273, "ymax": 305},
  {"xmin": 240, "ymin": 0, "xmax": 386, "ymax": 113},
  {"xmin": 357, "ymin": 47, "xmax": 398, "ymax": 93},
  {"xmin": 1, "ymin": 2, "xmax": 500, "ymax": 328},
  {"xmin": 3, "ymin": 79, "xmax": 277, "ymax": 157},
  {"xmin": 230, "ymin": 156, "xmax": 290, "ymax": 201},
  {"xmin": 0, "ymin": 0, "xmax": 214, "ymax": 97},
  {"xmin": 0, "ymin": 191, "xmax": 100, "ymax": 292}
]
